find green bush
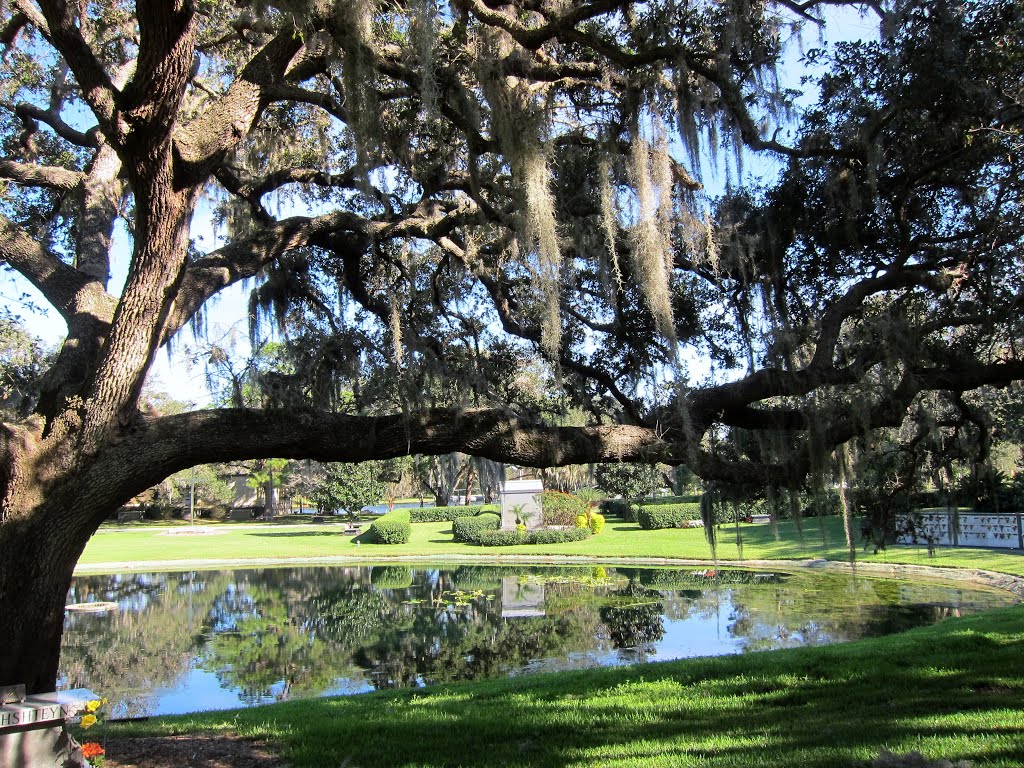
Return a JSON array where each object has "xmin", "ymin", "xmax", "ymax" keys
[
  {"xmin": 475, "ymin": 529, "xmax": 525, "ymax": 546},
  {"xmin": 600, "ymin": 498, "xmax": 637, "ymax": 521},
  {"xmin": 636, "ymin": 503, "xmax": 701, "ymax": 529},
  {"xmin": 465, "ymin": 526, "xmax": 593, "ymax": 546},
  {"xmin": 541, "ymin": 490, "xmax": 588, "ymax": 526},
  {"xmin": 527, "ymin": 527, "xmax": 591, "ymax": 544},
  {"xmin": 410, "ymin": 504, "xmax": 497, "ymax": 523},
  {"xmin": 575, "ymin": 512, "xmax": 606, "ymax": 534},
  {"xmin": 452, "ymin": 512, "xmax": 500, "ymax": 542},
  {"xmin": 370, "ymin": 508, "xmax": 411, "ymax": 543},
  {"xmin": 370, "ymin": 565, "xmax": 413, "ymax": 589}
]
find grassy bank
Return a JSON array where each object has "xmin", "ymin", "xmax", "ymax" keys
[
  {"xmin": 99, "ymin": 605, "xmax": 1024, "ymax": 767},
  {"xmin": 77, "ymin": 515, "xmax": 1024, "ymax": 578}
]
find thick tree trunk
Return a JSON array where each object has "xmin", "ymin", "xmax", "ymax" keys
[{"xmin": 0, "ymin": 512, "xmax": 90, "ymax": 694}]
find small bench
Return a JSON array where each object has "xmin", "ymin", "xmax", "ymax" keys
[
  {"xmin": 116, "ymin": 509, "xmax": 144, "ymax": 523},
  {"xmin": 343, "ymin": 523, "xmax": 362, "ymax": 535},
  {"xmin": 1, "ymin": 686, "xmax": 98, "ymax": 768}
]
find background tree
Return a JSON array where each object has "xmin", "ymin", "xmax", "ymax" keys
[
  {"xmin": 309, "ymin": 460, "xmax": 387, "ymax": 519},
  {"xmin": 246, "ymin": 457, "xmax": 289, "ymax": 517},
  {"xmin": 0, "ymin": 313, "xmax": 51, "ymax": 418},
  {"xmin": 595, "ymin": 462, "xmax": 657, "ymax": 501},
  {"xmin": 1, "ymin": 0, "xmax": 1023, "ymax": 693}
]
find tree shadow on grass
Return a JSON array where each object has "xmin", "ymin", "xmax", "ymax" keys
[{"xmin": 217, "ymin": 607, "xmax": 1024, "ymax": 768}]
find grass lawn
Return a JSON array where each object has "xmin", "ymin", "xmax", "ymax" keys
[
  {"xmin": 96, "ymin": 604, "xmax": 1024, "ymax": 767},
  {"xmin": 78, "ymin": 514, "xmax": 1024, "ymax": 578}
]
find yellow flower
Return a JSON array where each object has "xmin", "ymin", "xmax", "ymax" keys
[
  {"xmin": 85, "ymin": 700, "xmax": 102, "ymax": 714},
  {"xmin": 81, "ymin": 714, "xmax": 98, "ymax": 729}
]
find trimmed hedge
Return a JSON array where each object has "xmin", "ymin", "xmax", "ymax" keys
[
  {"xmin": 370, "ymin": 508, "xmax": 411, "ymax": 543},
  {"xmin": 452, "ymin": 512, "xmax": 500, "ymax": 542},
  {"xmin": 410, "ymin": 504, "xmax": 498, "ymax": 523},
  {"xmin": 528, "ymin": 527, "xmax": 591, "ymax": 544},
  {"xmin": 636, "ymin": 502, "xmax": 701, "ymax": 530},
  {"xmin": 475, "ymin": 529, "xmax": 525, "ymax": 546},
  {"xmin": 469, "ymin": 527, "xmax": 593, "ymax": 546}
]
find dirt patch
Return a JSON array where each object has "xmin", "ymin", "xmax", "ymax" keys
[{"xmin": 101, "ymin": 734, "xmax": 287, "ymax": 768}]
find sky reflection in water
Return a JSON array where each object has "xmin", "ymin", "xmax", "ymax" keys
[{"xmin": 59, "ymin": 564, "xmax": 1015, "ymax": 717}]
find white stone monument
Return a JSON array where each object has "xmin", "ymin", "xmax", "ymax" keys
[{"xmin": 500, "ymin": 478, "xmax": 544, "ymax": 530}]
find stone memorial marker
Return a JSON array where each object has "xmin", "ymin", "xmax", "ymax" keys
[
  {"xmin": 500, "ymin": 478, "xmax": 544, "ymax": 530},
  {"xmin": 0, "ymin": 687, "xmax": 97, "ymax": 768}
]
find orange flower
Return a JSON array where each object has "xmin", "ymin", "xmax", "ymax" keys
[{"xmin": 81, "ymin": 742, "xmax": 105, "ymax": 759}]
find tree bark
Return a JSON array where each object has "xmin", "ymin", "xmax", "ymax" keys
[{"xmin": 0, "ymin": 508, "xmax": 91, "ymax": 693}]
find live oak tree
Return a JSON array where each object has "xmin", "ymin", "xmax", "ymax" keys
[{"xmin": 1, "ymin": 0, "xmax": 1022, "ymax": 693}]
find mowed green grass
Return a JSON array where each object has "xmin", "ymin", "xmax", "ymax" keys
[
  {"xmin": 101, "ymin": 605, "xmax": 1024, "ymax": 768},
  {"xmin": 77, "ymin": 515, "xmax": 1024, "ymax": 577}
]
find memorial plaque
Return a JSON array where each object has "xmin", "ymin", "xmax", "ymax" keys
[{"xmin": 0, "ymin": 686, "xmax": 25, "ymax": 705}]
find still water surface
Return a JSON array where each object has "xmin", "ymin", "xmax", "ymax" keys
[{"xmin": 59, "ymin": 564, "xmax": 1014, "ymax": 717}]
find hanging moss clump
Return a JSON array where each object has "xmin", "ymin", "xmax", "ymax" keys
[
  {"xmin": 837, "ymin": 443, "xmax": 856, "ymax": 560},
  {"xmin": 786, "ymin": 486, "xmax": 804, "ymax": 538},
  {"xmin": 765, "ymin": 483, "xmax": 781, "ymax": 542},
  {"xmin": 700, "ymin": 489, "xmax": 717, "ymax": 560},
  {"xmin": 598, "ymin": 155, "xmax": 624, "ymax": 298},
  {"xmin": 478, "ymin": 31, "xmax": 562, "ymax": 359},
  {"xmin": 628, "ymin": 128, "xmax": 675, "ymax": 344},
  {"xmin": 331, "ymin": 0, "xmax": 382, "ymax": 183},
  {"xmin": 410, "ymin": 0, "xmax": 440, "ymax": 118}
]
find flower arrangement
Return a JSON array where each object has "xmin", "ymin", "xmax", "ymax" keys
[
  {"xmin": 79, "ymin": 697, "xmax": 108, "ymax": 767},
  {"xmin": 81, "ymin": 741, "xmax": 106, "ymax": 766}
]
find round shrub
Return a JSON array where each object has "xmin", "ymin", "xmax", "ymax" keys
[
  {"xmin": 588, "ymin": 512, "xmax": 606, "ymax": 534},
  {"xmin": 370, "ymin": 508, "xmax": 411, "ymax": 543},
  {"xmin": 453, "ymin": 512, "xmax": 500, "ymax": 542}
]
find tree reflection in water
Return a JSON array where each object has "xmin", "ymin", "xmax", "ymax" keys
[{"xmin": 60, "ymin": 565, "xmax": 1014, "ymax": 717}]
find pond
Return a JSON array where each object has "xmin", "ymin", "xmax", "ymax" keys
[{"xmin": 59, "ymin": 564, "xmax": 1015, "ymax": 718}]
